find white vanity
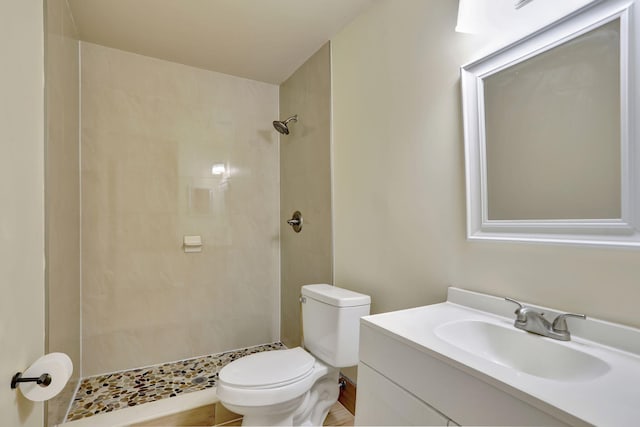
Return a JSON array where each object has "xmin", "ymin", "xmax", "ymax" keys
[{"xmin": 355, "ymin": 288, "xmax": 640, "ymax": 426}]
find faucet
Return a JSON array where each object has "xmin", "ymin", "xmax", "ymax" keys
[{"xmin": 504, "ymin": 298, "xmax": 586, "ymax": 341}]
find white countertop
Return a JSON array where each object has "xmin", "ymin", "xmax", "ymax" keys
[{"xmin": 361, "ymin": 287, "xmax": 640, "ymax": 426}]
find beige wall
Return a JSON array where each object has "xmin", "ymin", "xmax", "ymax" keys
[
  {"xmin": 81, "ymin": 43, "xmax": 280, "ymax": 376},
  {"xmin": 0, "ymin": 0, "xmax": 45, "ymax": 426},
  {"xmin": 45, "ymin": 0, "xmax": 81, "ymax": 423},
  {"xmin": 280, "ymin": 43, "xmax": 333, "ymax": 348},
  {"xmin": 332, "ymin": 0, "xmax": 640, "ymax": 330}
]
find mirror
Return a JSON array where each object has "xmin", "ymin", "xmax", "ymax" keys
[
  {"xmin": 485, "ymin": 20, "xmax": 621, "ymax": 221},
  {"xmin": 461, "ymin": 0, "xmax": 640, "ymax": 246}
]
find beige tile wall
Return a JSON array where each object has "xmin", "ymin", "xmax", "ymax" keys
[
  {"xmin": 45, "ymin": 0, "xmax": 81, "ymax": 424},
  {"xmin": 332, "ymin": 0, "xmax": 640, "ymax": 330},
  {"xmin": 279, "ymin": 43, "xmax": 333, "ymax": 348},
  {"xmin": 81, "ymin": 43, "xmax": 280, "ymax": 376}
]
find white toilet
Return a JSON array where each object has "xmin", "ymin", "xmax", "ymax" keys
[{"xmin": 216, "ymin": 284, "xmax": 371, "ymax": 426}]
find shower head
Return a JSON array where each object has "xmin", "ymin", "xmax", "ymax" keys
[{"xmin": 273, "ymin": 115, "xmax": 298, "ymax": 135}]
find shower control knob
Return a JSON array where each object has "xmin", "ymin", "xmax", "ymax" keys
[{"xmin": 287, "ymin": 211, "xmax": 303, "ymax": 233}]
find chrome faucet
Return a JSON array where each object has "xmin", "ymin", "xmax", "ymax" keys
[{"xmin": 504, "ymin": 297, "xmax": 586, "ymax": 341}]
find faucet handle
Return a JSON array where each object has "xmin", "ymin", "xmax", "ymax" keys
[
  {"xmin": 552, "ymin": 313, "xmax": 586, "ymax": 332},
  {"xmin": 504, "ymin": 297, "xmax": 523, "ymax": 309},
  {"xmin": 504, "ymin": 297, "xmax": 527, "ymax": 322}
]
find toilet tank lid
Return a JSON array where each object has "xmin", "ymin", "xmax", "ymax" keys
[{"xmin": 301, "ymin": 284, "xmax": 371, "ymax": 307}]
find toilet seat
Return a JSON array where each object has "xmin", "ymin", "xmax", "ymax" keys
[
  {"xmin": 217, "ymin": 348, "xmax": 323, "ymax": 407},
  {"xmin": 220, "ymin": 347, "xmax": 315, "ymax": 388}
]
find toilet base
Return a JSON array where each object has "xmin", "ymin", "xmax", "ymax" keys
[
  {"xmin": 220, "ymin": 367, "xmax": 340, "ymax": 426},
  {"xmin": 292, "ymin": 369, "xmax": 340, "ymax": 426},
  {"xmin": 222, "ymin": 393, "xmax": 305, "ymax": 426}
]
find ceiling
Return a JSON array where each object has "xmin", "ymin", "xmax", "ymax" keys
[{"xmin": 67, "ymin": 0, "xmax": 375, "ymax": 84}]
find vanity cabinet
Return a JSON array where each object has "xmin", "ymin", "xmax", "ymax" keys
[
  {"xmin": 355, "ymin": 322, "xmax": 574, "ymax": 426},
  {"xmin": 356, "ymin": 363, "xmax": 456, "ymax": 426}
]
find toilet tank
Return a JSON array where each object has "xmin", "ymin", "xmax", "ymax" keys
[{"xmin": 301, "ymin": 284, "xmax": 371, "ymax": 368}]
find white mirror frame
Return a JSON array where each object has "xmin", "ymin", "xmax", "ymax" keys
[{"xmin": 461, "ymin": 0, "xmax": 640, "ymax": 247}]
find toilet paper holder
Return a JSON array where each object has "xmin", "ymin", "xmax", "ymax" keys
[{"xmin": 10, "ymin": 372, "xmax": 52, "ymax": 389}]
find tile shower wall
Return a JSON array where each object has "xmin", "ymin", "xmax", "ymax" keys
[
  {"xmin": 45, "ymin": 0, "xmax": 81, "ymax": 424},
  {"xmin": 280, "ymin": 43, "xmax": 333, "ymax": 348},
  {"xmin": 81, "ymin": 43, "xmax": 280, "ymax": 376}
]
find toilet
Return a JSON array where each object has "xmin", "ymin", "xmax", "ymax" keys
[{"xmin": 216, "ymin": 284, "xmax": 371, "ymax": 426}]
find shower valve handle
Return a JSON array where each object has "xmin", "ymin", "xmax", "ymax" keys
[{"xmin": 287, "ymin": 211, "xmax": 303, "ymax": 233}]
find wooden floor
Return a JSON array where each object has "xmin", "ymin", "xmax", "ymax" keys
[
  {"xmin": 324, "ymin": 401, "xmax": 355, "ymax": 426},
  {"xmin": 132, "ymin": 401, "xmax": 354, "ymax": 426}
]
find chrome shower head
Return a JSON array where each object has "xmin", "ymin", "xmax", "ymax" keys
[{"xmin": 273, "ymin": 115, "xmax": 298, "ymax": 135}]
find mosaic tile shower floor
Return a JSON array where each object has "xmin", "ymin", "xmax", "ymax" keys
[{"xmin": 65, "ymin": 342, "xmax": 286, "ymax": 422}]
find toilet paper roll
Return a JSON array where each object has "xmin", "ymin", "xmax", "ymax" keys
[{"xmin": 18, "ymin": 352, "xmax": 73, "ymax": 402}]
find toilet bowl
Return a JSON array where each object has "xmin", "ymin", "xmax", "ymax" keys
[
  {"xmin": 217, "ymin": 347, "xmax": 337, "ymax": 426},
  {"xmin": 216, "ymin": 284, "xmax": 371, "ymax": 426}
]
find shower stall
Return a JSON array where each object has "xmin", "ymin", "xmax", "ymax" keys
[{"xmin": 44, "ymin": 2, "xmax": 333, "ymax": 422}]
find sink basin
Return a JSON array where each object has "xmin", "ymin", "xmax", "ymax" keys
[{"xmin": 435, "ymin": 320, "xmax": 610, "ymax": 381}]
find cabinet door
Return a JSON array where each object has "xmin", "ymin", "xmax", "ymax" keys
[{"xmin": 355, "ymin": 363, "xmax": 452, "ymax": 426}]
